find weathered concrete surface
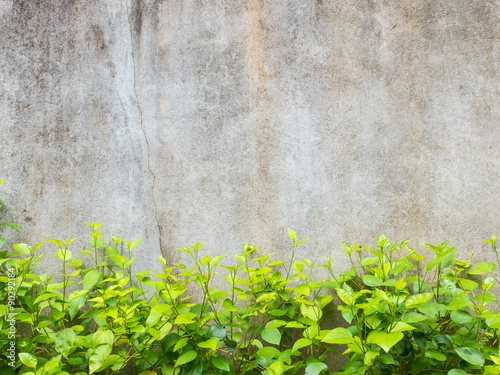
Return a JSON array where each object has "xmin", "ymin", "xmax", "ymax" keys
[{"xmin": 1, "ymin": 0, "xmax": 500, "ymax": 311}]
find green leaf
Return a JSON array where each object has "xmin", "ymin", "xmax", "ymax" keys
[
  {"xmin": 124, "ymin": 257, "xmax": 135, "ymax": 269},
  {"xmin": 14, "ymin": 243, "xmax": 31, "ymax": 255},
  {"xmin": 468, "ymin": 262, "xmax": 496, "ymax": 275},
  {"xmin": 55, "ymin": 328, "xmax": 76, "ymax": 358},
  {"xmin": 0, "ymin": 222, "xmax": 19, "ymax": 231},
  {"xmin": 268, "ymin": 360, "xmax": 293, "ymax": 375},
  {"xmin": 261, "ymin": 328, "xmax": 281, "ymax": 345},
  {"xmin": 82, "ymin": 269, "xmax": 101, "ymax": 290},
  {"xmin": 19, "ymin": 353, "xmax": 37, "ymax": 368},
  {"xmin": 410, "ymin": 356, "xmax": 429, "ymax": 374},
  {"xmin": 210, "ymin": 253, "xmax": 225, "ymax": 267},
  {"xmin": 89, "ymin": 344, "xmax": 112, "ymax": 374},
  {"xmin": 212, "ymin": 356, "xmax": 230, "ymax": 372},
  {"xmin": 294, "ymin": 284, "xmax": 310, "ymax": 295},
  {"xmin": 482, "ymin": 276, "xmax": 495, "ymax": 291},
  {"xmin": 425, "ymin": 349, "xmax": 446, "ymax": 361},
  {"xmin": 146, "ymin": 304, "xmax": 171, "ymax": 327},
  {"xmin": 256, "ymin": 347, "xmax": 281, "ymax": 359},
  {"xmin": 474, "ymin": 293, "xmax": 497, "ymax": 303},
  {"xmin": 401, "ymin": 312, "xmax": 426, "ymax": 323},
  {"xmin": 182, "ymin": 360, "xmax": 203, "ymax": 375},
  {"xmin": 208, "ymin": 324, "xmax": 226, "ymax": 339},
  {"xmin": 266, "ymin": 320, "xmax": 287, "ymax": 329},
  {"xmin": 301, "ymin": 305, "xmax": 322, "ymax": 321},
  {"xmin": 293, "ymin": 260, "xmax": 304, "ymax": 272},
  {"xmin": 450, "ymin": 310, "xmax": 475, "ymax": 324},
  {"xmin": 440, "ymin": 252, "xmax": 455, "ymax": 268},
  {"xmin": 362, "ymin": 274, "xmax": 384, "ymax": 287},
  {"xmin": 287, "ymin": 228, "xmax": 298, "ymax": 240},
  {"xmin": 173, "ymin": 337, "xmax": 189, "ymax": 352},
  {"xmin": 391, "ymin": 257, "xmax": 414, "ymax": 275},
  {"xmin": 292, "ymin": 338, "xmax": 312, "ymax": 353},
  {"xmin": 174, "ymin": 313, "xmax": 197, "ymax": 325},
  {"xmin": 305, "ymin": 362, "xmax": 328, "ymax": 375},
  {"xmin": 55, "ymin": 248, "xmax": 72, "ymax": 261},
  {"xmin": 285, "ymin": 321, "xmax": 305, "ymax": 328},
  {"xmin": 447, "ymin": 370, "xmax": 467, "ymax": 375},
  {"xmin": 361, "ymin": 257, "xmax": 379, "ymax": 266},
  {"xmin": 391, "ymin": 322, "xmax": 415, "ymax": 333},
  {"xmin": 367, "ymin": 331, "xmax": 404, "ymax": 352},
  {"xmin": 446, "ymin": 296, "xmax": 472, "ymax": 310},
  {"xmin": 425, "ymin": 256, "xmax": 444, "ymax": 271},
  {"xmin": 457, "ymin": 278, "xmax": 478, "ymax": 290},
  {"xmin": 455, "ymin": 347, "xmax": 484, "ymax": 366},
  {"xmin": 175, "ymin": 350, "xmax": 197, "ymax": 367},
  {"xmin": 321, "ymin": 327, "xmax": 354, "ymax": 344},
  {"xmin": 135, "ymin": 270, "xmax": 151, "ymax": 281},
  {"xmin": 92, "ymin": 330, "xmax": 114, "ymax": 347},
  {"xmin": 178, "ymin": 247, "xmax": 192, "ymax": 255},
  {"xmin": 198, "ymin": 337, "xmax": 218, "ymax": 351},
  {"xmin": 405, "ymin": 293, "xmax": 434, "ymax": 309},
  {"xmin": 417, "ymin": 302, "xmax": 447, "ymax": 316},
  {"xmin": 128, "ymin": 238, "xmax": 143, "ymax": 251},
  {"xmin": 68, "ymin": 295, "xmax": 87, "ymax": 320},
  {"xmin": 379, "ymin": 353, "xmax": 395, "ymax": 365},
  {"xmin": 336, "ymin": 284, "xmax": 358, "ymax": 306},
  {"xmin": 295, "ymin": 238, "xmax": 309, "ymax": 245}
]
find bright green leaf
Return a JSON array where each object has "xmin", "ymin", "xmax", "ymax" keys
[
  {"xmin": 19, "ymin": 353, "xmax": 37, "ymax": 368},
  {"xmin": 292, "ymin": 338, "xmax": 312, "ymax": 353},
  {"xmin": 198, "ymin": 337, "xmax": 218, "ymax": 351},
  {"xmin": 322, "ymin": 327, "xmax": 354, "ymax": 344},
  {"xmin": 367, "ymin": 331, "xmax": 404, "ymax": 352},
  {"xmin": 287, "ymin": 228, "xmax": 298, "ymax": 240},
  {"xmin": 405, "ymin": 293, "xmax": 434, "ymax": 309},
  {"xmin": 262, "ymin": 328, "xmax": 281, "ymax": 345},
  {"xmin": 174, "ymin": 313, "xmax": 197, "ymax": 325}
]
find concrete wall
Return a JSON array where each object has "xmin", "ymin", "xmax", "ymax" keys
[{"xmin": 2, "ymin": 0, "xmax": 500, "ymax": 283}]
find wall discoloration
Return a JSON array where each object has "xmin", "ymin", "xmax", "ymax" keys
[{"xmin": 2, "ymin": 2, "xmax": 500, "ymax": 369}]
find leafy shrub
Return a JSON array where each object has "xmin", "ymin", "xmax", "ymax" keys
[
  {"xmin": 0, "ymin": 214, "xmax": 334, "ymax": 374},
  {"xmin": 1, "ymin": 182, "xmax": 500, "ymax": 375},
  {"xmin": 329, "ymin": 236, "xmax": 500, "ymax": 375}
]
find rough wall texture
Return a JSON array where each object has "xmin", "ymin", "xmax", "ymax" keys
[{"xmin": 1, "ymin": 0, "xmax": 500, "ymax": 329}]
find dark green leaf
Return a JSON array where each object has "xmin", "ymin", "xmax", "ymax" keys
[
  {"xmin": 208, "ymin": 324, "xmax": 227, "ymax": 338},
  {"xmin": 455, "ymin": 347, "xmax": 484, "ymax": 366},
  {"xmin": 212, "ymin": 356, "xmax": 230, "ymax": 372},
  {"xmin": 176, "ymin": 350, "xmax": 197, "ymax": 366}
]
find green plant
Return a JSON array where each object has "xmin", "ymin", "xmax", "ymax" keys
[
  {"xmin": 322, "ymin": 235, "xmax": 500, "ymax": 375},
  {"xmin": 144, "ymin": 227, "xmax": 335, "ymax": 375},
  {"xmin": 2, "ymin": 181, "xmax": 500, "ymax": 374},
  {"xmin": 0, "ymin": 213, "xmax": 334, "ymax": 374}
]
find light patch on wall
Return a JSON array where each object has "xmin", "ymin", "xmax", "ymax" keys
[{"xmin": 0, "ymin": 0, "xmax": 12, "ymax": 18}]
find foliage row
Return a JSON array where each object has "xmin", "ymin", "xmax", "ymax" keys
[{"xmin": 2, "ymin": 183, "xmax": 500, "ymax": 375}]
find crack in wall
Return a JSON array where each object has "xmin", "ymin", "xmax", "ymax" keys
[{"xmin": 125, "ymin": 0, "xmax": 164, "ymax": 255}]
